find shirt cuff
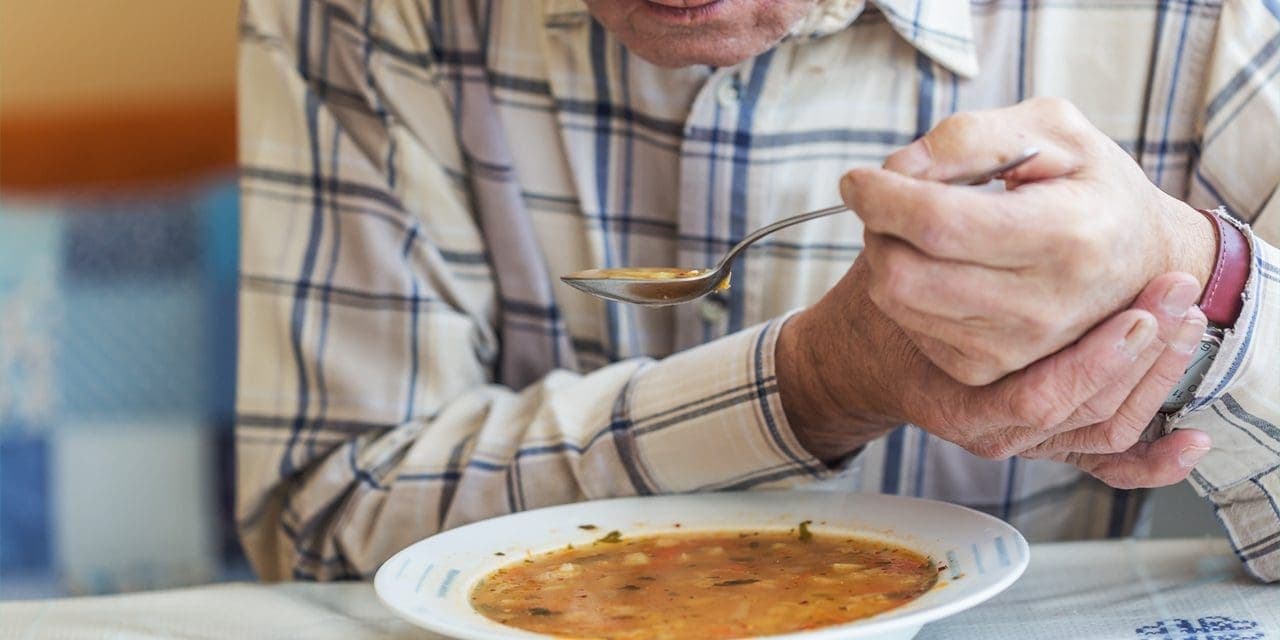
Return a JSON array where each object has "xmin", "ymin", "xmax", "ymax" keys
[
  {"xmin": 616, "ymin": 316, "xmax": 835, "ymax": 493},
  {"xmin": 1201, "ymin": 465, "xmax": 1280, "ymax": 583},
  {"xmin": 1169, "ymin": 221, "xmax": 1280, "ymax": 491}
]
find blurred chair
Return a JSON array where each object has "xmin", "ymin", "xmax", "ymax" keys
[{"xmin": 0, "ymin": 180, "xmax": 244, "ymax": 597}]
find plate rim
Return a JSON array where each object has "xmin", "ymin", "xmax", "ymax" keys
[{"xmin": 374, "ymin": 491, "xmax": 1029, "ymax": 640}]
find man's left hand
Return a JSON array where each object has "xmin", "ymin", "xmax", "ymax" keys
[{"xmin": 841, "ymin": 97, "xmax": 1219, "ymax": 386}]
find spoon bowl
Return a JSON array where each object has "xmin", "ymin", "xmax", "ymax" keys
[
  {"xmin": 561, "ymin": 267, "xmax": 727, "ymax": 306},
  {"xmin": 562, "ymin": 149, "xmax": 1039, "ymax": 307}
]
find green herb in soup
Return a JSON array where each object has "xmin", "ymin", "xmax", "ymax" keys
[{"xmin": 470, "ymin": 529, "xmax": 938, "ymax": 639}]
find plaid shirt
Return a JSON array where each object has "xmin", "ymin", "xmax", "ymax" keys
[{"xmin": 236, "ymin": 0, "xmax": 1280, "ymax": 582}]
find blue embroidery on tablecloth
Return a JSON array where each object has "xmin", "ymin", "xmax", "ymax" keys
[{"xmin": 1135, "ymin": 616, "xmax": 1264, "ymax": 639}]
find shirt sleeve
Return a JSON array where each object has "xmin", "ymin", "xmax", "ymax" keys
[
  {"xmin": 235, "ymin": 0, "xmax": 830, "ymax": 581},
  {"xmin": 1165, "ymin": 0, "xmax": 1280, "ymax": 583}
]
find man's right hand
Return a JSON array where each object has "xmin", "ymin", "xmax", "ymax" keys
[{"xmin": 776, "ymin": 258, "xmax": 1211, "ymax": 489}]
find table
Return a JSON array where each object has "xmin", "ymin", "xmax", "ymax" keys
[{"xmin": 3, "ymin": 539, "xmax": 1276, "ymax": 640}]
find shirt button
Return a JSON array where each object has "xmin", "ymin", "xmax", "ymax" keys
[
  {"xmin": 716, "ymin": 77, "xmax": 740, "ymax": 108},
  {"xmin": 699, "ymin": 294, "xmax": 729, "ymax": 325}
]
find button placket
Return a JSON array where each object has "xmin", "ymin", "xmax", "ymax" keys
[
  {"xmin": 673, "ymin": 66, "xmax": 744, "ymax": 349},
  {"xmin": 716, "ymin": 75, "xmax": 742, "ymax": 108}
]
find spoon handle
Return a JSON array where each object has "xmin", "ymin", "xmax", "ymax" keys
[
  {"xmin": 717, "ymin": 148, "xmax": 1039, "ymax": 269},
  {"xmin": 719, "ymin": 204, "xmax": 849, "ymax": 267}
]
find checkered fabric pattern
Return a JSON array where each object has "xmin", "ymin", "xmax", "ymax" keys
[{"xmin": 236, "ymin": 0, "xmax": 1280, "ymax": 582}]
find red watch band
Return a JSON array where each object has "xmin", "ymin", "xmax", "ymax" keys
[{"xmin": 1197, "ymin": 208, "xmax": 1250, "ymax": 327}]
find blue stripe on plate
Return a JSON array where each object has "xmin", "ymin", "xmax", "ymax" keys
[
  {"xmin": 945, "ymin": 549, "xmax": 961, "ymax": 580},
  {"xmin": 994, "ymin": 536, "xmax": 1011, "ymax": 567},
  {"xmin": 438, "ymin": 568, "xmax": 461, "ymax": 598},
  {"xmin": 414, "ymin": 564, "xmax": 435, "ymax": 594},
  {"xmin": 971, "ymin": 543, "xmax": 986, "ymax": 575}
]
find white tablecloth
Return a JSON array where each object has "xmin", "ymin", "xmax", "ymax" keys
[{"xmin": 3, "ymin": 539, "xmax": 1277, "ymax": 640}]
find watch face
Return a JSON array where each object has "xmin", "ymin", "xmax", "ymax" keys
[{"xmin": 1160, "ymin": 332, "xmax": 1222, "ymax": 414}]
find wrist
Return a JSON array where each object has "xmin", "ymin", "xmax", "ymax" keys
[
  {"xmin": 1162, "ymin": 198, "xmax": 1218, "ymax": 292},
  {"xmin": 776, "ymin": 296, "xmax": 901, "ymax": 464},
  {"xmin": 777, "ymin": 312, "xmax": 843, "ymax": 431}
]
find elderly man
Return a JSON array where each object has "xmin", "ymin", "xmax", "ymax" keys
[{"xmin": 236, "ymin": 0, "xmax": 1280, "ymax": 582}]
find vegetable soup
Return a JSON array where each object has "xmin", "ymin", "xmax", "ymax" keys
[
  {"xmin": 470, "ymin": 525, "xmax": 938, "ymax": 639},
  {"xmin": 578, "ymin": 267, "xmax": 706, "ymax": 280}
]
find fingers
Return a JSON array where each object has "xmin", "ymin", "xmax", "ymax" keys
[
  {"xmin": 861, "ymin": 233, "xmax": 1025, "ymax": 326},
  {"xmin": 1053, "ymin": 274, "xmax": 1204, "ymax": 433},
  {"xmin": 881, "ymin": 97, "xmax": 1091, "ymax": 185},
  {"xmin": 964, "ymin": 308, "xmax": 1159, "ymax": 458},
  {"xmin": 839, "ymin": 165, "xmax": 1070, "ymax": 267},
  {"xmin": 1025, "ymin": 307, "xmax": 1206, "ymax": 457},
  {"xmin": 850, "ymin": 98, "xmax": 1113, "ymax": 267},
  {"xmin": 841, "ymin": 168, "xmax": 1040, "ymax": 267},
  {"xmin": 1059, "ymin": 429, "xmax": 1212, "ymax": 490}
]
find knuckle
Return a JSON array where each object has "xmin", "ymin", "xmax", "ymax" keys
[
  {"xmin": 935, "ymin": 112, "xmax": 983, "ymax": 147},
  {"xmin": 1101, "ymin": 422, "xmax": 1140, "ymax": 454},
  {"xmin": 1011, "ymin": 384, "xmax": 1070, "ymax": 431},
  {"xmin": 1052, "ymin": 229, "xmax": 1099, "ymax": 270},
  {"xmin": 1107, "ymin": 404, "xmax": 1154, "ymax": 446},
  {"xmin": 968, "ymin": 438, "xmax": 1017, "ymax": 461},
  {"xmin": 1027, "ymin": 96, "xmax": 1082, "ymax": 122},
  {"xmin": 992, "ymin": 345, "xmax": 1034, "ymax": 377},
  {"xmin": 1020, "ymin": 438, "xmax": 1061, "ymax": 460},
  {"xmin": 950, "ymin": 360, "xmax": 1000, "ymax": 387},
  {"xmin": 1014, "ymin": 316, "xmax": 1057, "ymax": 356},
  {"xmin": 1073, "ymin": 398, "xmax": 1116, "ymax": 428}
]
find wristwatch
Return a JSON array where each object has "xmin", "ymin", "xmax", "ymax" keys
[{"xmin": 1158, "ymin": 208, "xmax": 1251, "ymax": 414}]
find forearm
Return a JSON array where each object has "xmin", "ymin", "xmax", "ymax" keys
[{"xmin": 237, "ymin": 319, "xmax": 835, "ymax": 581}]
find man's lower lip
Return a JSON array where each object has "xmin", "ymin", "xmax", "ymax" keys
[
  {"xmin": 639, "ymin": 0, "xmax": 728, "ymax": 20},
  {"xmin": 645, "ymin": 0, "xmax": 720, "ymax": 7}
]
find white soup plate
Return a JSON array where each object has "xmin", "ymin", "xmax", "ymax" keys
[{"xmin": 374, "ymin": 491, "xmax": 1028, "ymax": 640}]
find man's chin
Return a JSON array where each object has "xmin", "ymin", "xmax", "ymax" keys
[
  {"xmin": 585, "ymin": 0, "xmax": 808, "ymax": 69},
  {"xmin": 627, "ymin": 38, "xmax": 767, "ymax": 68}
]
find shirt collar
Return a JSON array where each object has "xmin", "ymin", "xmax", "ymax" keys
[
  {"xmin": 789, "ymin": 0, "xmax": 979, "ymax": 78},
  {"xmin": 542, "ymin": 0, "xmax": 980, "ymax": 78}
]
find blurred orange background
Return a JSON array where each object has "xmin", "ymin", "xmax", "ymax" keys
[{"xmin": 0, "ymin": 0, "xmax": 239, "ymax": 193}]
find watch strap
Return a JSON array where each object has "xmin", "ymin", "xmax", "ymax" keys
[{"xmin": 1197, "ymin": 208, "xmax": 1250, "ymax": 327}]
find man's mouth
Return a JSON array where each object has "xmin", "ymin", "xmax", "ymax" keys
[
  {"xmin": 639, "ymin": 0, "xmax": 728, "ymax": 20},
  {"xmin": 644, "ymin": 0, "xmax": 722, "ymax": 7}
]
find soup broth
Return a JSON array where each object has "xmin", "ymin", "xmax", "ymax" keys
[
  {"xmin": 470, "ymin": 527, "xmax": 938, "ymax": 639},
  {"xmin": 580, "ymin": 267, "xmax": 705, "ymax": 280}
]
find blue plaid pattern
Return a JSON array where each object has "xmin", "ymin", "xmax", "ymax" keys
[
  {"xmin": 236, "ymin": 0, "xmax": 1280, "ymax": 582},
  {"xmin": 0, "ymin": 184, "xmax": 243, "ymax": 596}
]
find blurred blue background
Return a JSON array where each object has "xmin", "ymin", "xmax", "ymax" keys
[{"xmin": 0, "ymin": 178, "xmax": 250, "ymax": 598}]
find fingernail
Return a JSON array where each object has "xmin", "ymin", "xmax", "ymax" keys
[
  {"xmin": 1160, "ymin": 281, "xmax": 1199, "ymax": 317},
  {"xmin": 839, "ymin": 172, "xmax": 858, "ymax": 204},
  {"xmin": 1178, "ymin": 445, "xmax": 1210, "ymax": 468},
  {"xmin": 1172, "ymin": 308, "xmax": 1208, "ymax": 354},
  {"xmin": 891, "ymin": 139, "xmax": 933, "ymax": 177},
  {"xmin": 1121, "ymin": 315, "xmax": 1157, "ymax": 359}
]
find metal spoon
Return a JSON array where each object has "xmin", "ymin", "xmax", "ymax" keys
[{"xmin": 561, "ymin": 149, "xmax": 1040, "ymax": 307}]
